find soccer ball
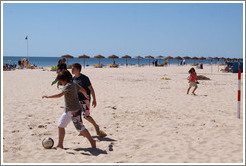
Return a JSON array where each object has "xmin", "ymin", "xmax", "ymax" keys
[{"xmin": 42, "ymin": 137, "xmax": 54, "ymax": 149}]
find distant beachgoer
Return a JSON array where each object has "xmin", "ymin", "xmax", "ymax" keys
[
  {"xmin": 155, "ymin": 60, "xmax": 158, "ymax": 66},
  {"xmin": 187, "ymin": 67, "xmax": 198, "ymax": 95},
  {"xmin": 56, "ymin": 59, "xmax": 67, "ymax": 88},
  {"xmin": 21, "ymin": 59, "xmax": 25, "ymax": 68},
  {"xmin": 58, "ymin": 59, "xmax": 67, "ymax": 71},
  {"xmin": 180, "ymin": 61, "xmax": 183, "ymax": 65},
  {"xmin": 57, "ymin": 60, "xmax": 62, "ymax": 72},
  {"xmin": 18, "ymin": 60, "xmax": 21, "ymax": 67},
  {"xmin": 183, "ymin": 59, "xmax": 186, "ymax": 65},
  {"xmin": 72, "ymin": 63, "xmax": 107, "ymax": 137},
  {"xmin": 42, "ymin": 70, "xmax": 96, "ymax": 149},
  {"xmin": 62, "ymin": 58, "xmax": 67, "ymax": 69},
  {"xmin": 4, "ymin": 64, "xmax": 9, "ymax": 71}
]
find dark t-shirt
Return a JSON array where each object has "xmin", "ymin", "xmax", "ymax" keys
[
  {"xmin": 72, "ymin": 74, "xmax": 91, "ymax": 101},
  {"xmin": 57, "ymin": 63, "xmax": 67, "ymax": 70}
]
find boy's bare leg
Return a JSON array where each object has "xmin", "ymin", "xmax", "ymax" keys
[
  {"xmin": 56, "ymin": 127, "xmax": 65, "ymax": 148},
  {"xmin": 187, "ymin": 87, "xmax": 191, "ymax": 94},
  {"xmin": 80, "ymin": 129, "xmax": 96, "ymax": 148},
  {"xmin": 192, "ymin": 86, "xmax": 198, "ymax": 95},
  {"xmin": 84, "ymin": 116, "xmax": 100, "ymax": 134}
]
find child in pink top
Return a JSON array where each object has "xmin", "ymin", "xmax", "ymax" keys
[{"xmin": 187, "ymin": 67, "xmax": 198, "ymax": 95}]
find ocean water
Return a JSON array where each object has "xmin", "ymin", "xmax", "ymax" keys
[{"xmin": 3, "ymin": 56, "xmax": 226, "ymax": 67}]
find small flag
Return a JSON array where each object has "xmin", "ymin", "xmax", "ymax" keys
[{"xmin": 25, "ymin": 36, "xmax": 28, "ymax": 40}]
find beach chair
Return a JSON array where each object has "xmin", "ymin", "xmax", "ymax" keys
[
  {"xmin": 157, "ymin": 64, "xmax": 165, "ymax": 67},
  {"xmin": 94, "ymin": 64, "xmax": 103, "ymax": 68},
  {"xmin": 109, "ymin": 64, "xmax": 119, "ymax": 68}
]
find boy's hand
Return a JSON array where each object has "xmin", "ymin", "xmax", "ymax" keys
[
  {"xmin": 92, "ymin": 100, "xmax": 97, "ymax": 108},
  {"xmin": 42, "ymin": 96, "xmax": 48, "ymax": 99}
]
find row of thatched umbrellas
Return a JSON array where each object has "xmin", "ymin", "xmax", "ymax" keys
[{"xmin": 61, "ymin": 54, "xmax": 243, "ymax": 67}]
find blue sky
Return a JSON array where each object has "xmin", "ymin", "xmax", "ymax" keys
[{"xmin": 2, "ymin": 2, "xmax": 244, "ymax": 58}]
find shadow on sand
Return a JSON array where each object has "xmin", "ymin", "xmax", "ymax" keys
[
  {"xmin": 74, "ymin": 147, "xmax": 107, "ymax": 156},
  {"xmin": 92, "ymin": 136, "xmax": 117, "ymax": 142}
]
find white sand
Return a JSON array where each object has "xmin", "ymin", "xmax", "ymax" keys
[{"xmin": 2, "ymin": 64, "xmax": 244, "ymax": 163}]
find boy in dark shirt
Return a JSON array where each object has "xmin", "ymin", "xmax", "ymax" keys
[{"xmin": 72, "ymin": 63, "xmax": 107, "ymax": 137}]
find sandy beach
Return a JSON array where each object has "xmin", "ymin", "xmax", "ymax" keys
[{"xmin": 2, "ymin": 64, "xmax": 244, "ymax": 163}]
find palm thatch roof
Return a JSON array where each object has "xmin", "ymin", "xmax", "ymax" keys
[
  {"xmin": 174, "ymin": 56, "xmax": 182, "ymax": 60},
  {"xmin": 165, "ymin": 56, "xmax": 173, "ymax": 59},
  {"xmin": 79, "ymin": 55, "xmax": 90, "ymax": 59},
  {"xmin": 94, "ymin": 55, "xmax": 105, "ymax": 59},
  {"xmin": 122, "ymin": 55, "xmax": 132, "ymax": 59},
  {"xmin": 61, "ymin": 54, "xmax": 74, "ymax": 59},
  {"xmin": 108, "ymin": 55, "xmax": 119, "ymax": 59},
  {"xmin": 145, "ymin": 55, "xmax": 154, "ymax": 59},
  {"xmin": 199, "ymin": 57, "xmax": 206, "ymax": 60},
  {"xmin": 183, "ymin": 56, "xmax": 191, "ymax": 59}
]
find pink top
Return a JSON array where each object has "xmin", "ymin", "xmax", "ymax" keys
[{"xmin": 190, "ymin": 72, "xmax": 197, "ymax": 82}]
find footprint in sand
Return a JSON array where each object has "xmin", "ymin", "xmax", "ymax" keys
[
  {"xmin": 28, "ymin": 125, "xmax": 33, "ymax": 130},
  {"xmin": 38, "ymin": 125, "xmax": 47, "ymax": 129},
  {"xmin": 11, "ymin": 130, "xmax": 19, "ymax": 133},
  {"xmin": 109, "ymin": 142, "xmax": 114, "ymax": 151}
]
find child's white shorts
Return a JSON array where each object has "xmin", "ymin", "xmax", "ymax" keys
[{"xmin": 58, "ymin": 110, "xmax": 86, "ymax": 131}]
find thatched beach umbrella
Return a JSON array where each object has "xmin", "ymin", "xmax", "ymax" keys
[
  {"xmin": 156, "ymin": 55, "xmax": 164, "ymax": 64},
  {"xmin": 219, "ymin": 57, "xmax": 225, "ymax": 64},
  {"xmin": 108, "ymin": 55, "xmax": 119, "ymax": 64},
  {"xmin": 207, "ymin": 57, "xmax": 213, "ymax": 63},
  {"xmin": 226, "ymin": 58, "xmax": 232, "ymax": 61},
  {"xmin": 61, "ymin": 54, "xmax": 74, "ymax": 66},
  {"xmin": 183, "ymin": 56, "xmax": 191, "ymax": 59},
  {"xmin": 165, "ymin": 56, "xmax": 173, "ymax": 66},
  {"xmin": 213, "ymin": 57, "xmax": 220, "ymax": 72},
  {"xmin": 174, "ymin": 56, "xmax": 182, "ymax": 65},
  {"xmin": 94, "ymin": 55, "xmax": 105, "ymax": 64},
  {"xmin": 191, "ymin": 57, "xmax": 199, "ymax": 64},
  {"xmin": 145, "ymin": 55, "xmax": 154, "ymax": 66},
  {"xmin": 213, "ymin": 57, "xmax": 220, "ymax": 61},
  {"xmin": 207, "ymin": 57, "xmax": 213, "ymax": 73},
  {"xmin": 122, "ymin": 55, "xmax": 131, "ymax": 67},
  {"xmin": 135, "ymin": 56, "xmax": 143, "ymax": 66},
  {"xmin": 79, "ymin": 55, "xmax": 90, "ymax": 68},
  {"xmin": 198, "ymin": 57, "xmax": 206, "ymax": 65},
  {"xmin": 183, "ymin": 56, "xmax": 191, "ymax": 65},
  {"xmin": 199, "ymin": 57, "xmax": 206, "ymax": 60}
]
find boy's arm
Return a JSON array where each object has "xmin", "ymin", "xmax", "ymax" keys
[
  {"xmin": 42, "ymin": 91, "xmax": 66, "ymax": 99},
  {"xmin": 79, "ymin": 88, "xmax": 90, "ymax": 100},
  {"xmin": 88, "ymin": 85, "xmax": 97, "ymax": 107}
]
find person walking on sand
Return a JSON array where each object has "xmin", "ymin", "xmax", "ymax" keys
[
  {"xmin": 55, "ymin": 59, "xmax": 67, "ymax": 88},
  {"xmin": 187, "ymin": 67, "xmax": 198, "ymax": 95},
  {"xmin": 42, "ymin": 70, "xmax": 96, "ymax": 149},
  {"xmin": 72, "ymin": 63, "xmax": 107, "ymax": 137}
]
